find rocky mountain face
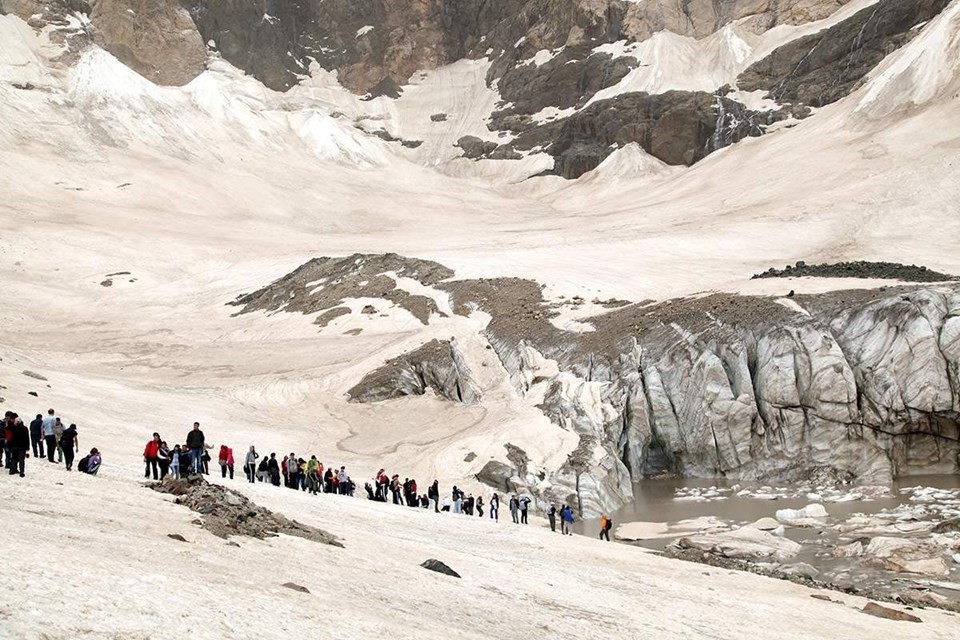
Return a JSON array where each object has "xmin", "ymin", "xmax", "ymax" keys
[
  {"xmin": 233, "ymin": 255, "xmax": 960, "ymax": 516},
  {"xmin": 4, "ymin": 0, "xmax": 950, "ymax": 178}
]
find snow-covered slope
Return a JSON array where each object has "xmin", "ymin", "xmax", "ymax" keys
[
  {"xmin": 1, "ymin": 2, "xmax": 959, "ymax": 610},
  {"xmin": 2, "ymin": 465, "xmax": 957, "ymax": 639}
]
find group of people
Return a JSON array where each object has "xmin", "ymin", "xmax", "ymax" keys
[
  {"xmin": 143, "ymin": 425, "xmax": 620, "ymax": 541},
  {"xmin": 2, "ymin": 408, "xmax": 102, "ymax": 477}
]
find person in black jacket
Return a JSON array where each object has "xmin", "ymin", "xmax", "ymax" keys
[
  {"xmin": 59, "ymin": 424, "xmax": 79, "ymax": 471},
  {"xmin": 8, "ymin": 415, "xmax": 29, "ymax": 477},
  {"xmin": 267, "ymin": 453, "xmax": 280, "ymax": 486},
  {"xmin": 29, "ymin": 414, "xmax": 44, "ymax": 459},
  {"xmin": 428, "ymin": 480, "xmax": 439, "ymax": 512},
  {"xmin": 185, "ymin": 422, "xmax": 205, "ymax": 475},
  {"xmin": 547, "ymin": 504, "xmax": 557, "ymax": 532}
]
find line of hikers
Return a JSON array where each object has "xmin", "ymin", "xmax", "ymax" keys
[
  {"xmin": 2, "ymin": 409, "xmax": 102, "ymax": 476},
  {"xmin": 143, "ymin": 424, "xmax": 616, "ymax": 541}
]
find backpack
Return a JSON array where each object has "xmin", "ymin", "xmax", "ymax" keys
[{"xmin": 77, "ymin": 455, "xmax": 90, "ymax": 474}]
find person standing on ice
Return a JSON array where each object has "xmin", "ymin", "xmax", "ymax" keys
[
  {"xmin": 267, "ymin": 453, "xmax": 281, "ymax": 486},
  {"xmin": 157, "ymin": 441, "xmax": 171, "ymax": 479},
  {"xmin": 599, "ymin": 515, "xmax": 613, "ymax": 541},
  {"xmin": 509, "ymin": 495, "xmax": 519, "ymax": 524},
  {"xmin": 29, "ymin": 414, "xmax": 44, "ymax": 459},
  {"xmin": 170, "ymin": 445, "xmax": 182, "ymax": 479},
  {"xmin": 41, "ymin": 408, "xmax": 57, "ymax": 463},
  {"xmin": 185, "ymin": 422, "xmax": 205, "ymax": 475},
  {"xmin": 547, "ymin": 504, "xmax": 557, "ymax": 532},
  {"xmin": 337, "ymin": 466, "xmax": 348, "ymax": 494},
  {"xmin": 59, "ymin": 423, "xmax": 79, "ymax": 471},
  {"xmin": 519, "ymin": 495, "xmax": 530, "ymax": 524},
  {"xmin": 306, "ymin": 456, "xmax": 320, "ymax": 494},
  {"xmin": 143, "ymin": 433, "xmax": 161, "ymax": 480},
  {"xmin": 476, "ymin": 495, "xmax": 484, "ymax": 518},
  {"xmin": 7, "ymin": 414, "xmax": 29, "ymax": 477},
  {"xmin": 219, "ymin": 445, "xmax": 235, "ymax": 479},
  {"xmin": 53, "ymin": 418, "xmax": 64, "ymax": 462},
  {"xmin": 244, "ymin": 446, "xmax": 259, "ymax": 483},
  {"xmin": 561, "ymin": 505, "xmax": 575, "ymax": 535},
  {"xmin": 427, "ymin": 480, "xmax": 439, "ymax": 512},
  {"xmin": 490, "ymin": 493, "xmax": 499, "ymax": 522},
  {"xmin": 452, "ymin": 486, "xmax": 462, "ymax": 514}
]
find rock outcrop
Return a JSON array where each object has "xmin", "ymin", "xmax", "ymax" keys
[
  {"xmin": 739, "ymin": 0, "xmax": 952, "ymax": 107},
  {"xmin": 229, "ymin": 253, "xmax": 453, "ymax": 326},
  {"xmin": 152, "ymin": 474, "xmax": 342, "ymax": 546},
  {"xmin": 347, "ymin": 339, "xmax": 478, "ymax": 404},
  {"xmin": 89, "ymin": 0, "xmax": 206, "ymax": 86},
  {"xmin": 492, "ymin": 90, "xmax": 778, "ymax": 177}
]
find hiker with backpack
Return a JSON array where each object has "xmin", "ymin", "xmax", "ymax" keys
[
  {"xmin": 600, "ymin": 515, "xmax": 613, "ymax": 541},
  {"xmin": 78, "ymin": 448, "xmax": 101, "ymax": 475}
]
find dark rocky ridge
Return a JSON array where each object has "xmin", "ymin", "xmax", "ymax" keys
[
  {"xmin": 753, "ymin": 261, "xmax": 959, "ymax": 282},
  {"xmin": 229, "ymin": 253, "xmax": 454, "ymax": 325}
]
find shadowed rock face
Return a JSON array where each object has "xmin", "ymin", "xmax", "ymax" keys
[
  {"xmin": 494, "ymin": 90, "xmax": 779, "ymax": 177},
  {"xmin": 347, "ymin": 339, "xmax": 478, "ymax": 404},
  {"xmin": 738, "ymin": 0, "xmax": 952, "ymax": 107}
]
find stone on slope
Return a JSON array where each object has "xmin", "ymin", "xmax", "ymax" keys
[
  {"xmin": 282, "ymin": 582, "xmax": 310, "ymax": 593},
  {"xmin": 861, "ymin": 602, "xmax": 922, "ymax": 623},
  {"xmin": 421, "ymin": 559, "xmax": 460, "ymax": 578}
]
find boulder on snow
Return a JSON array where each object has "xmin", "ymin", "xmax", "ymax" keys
[
  {"xmin": 282, "ymin": 582, "xmax": 310, "ymax": 593},
  {"xmin": 863, "ymin": 537, "xmax": 951, "ymax": 576},
  {"xmin": 675, "ymin": 527, "xmax": 802, "ymax": 562},
  {"xmin": 475, "ymin": 460, "xmax": 515, "ymax": 492},
  {"xmin": 421, "ymin": 559, "xmax": 460, "ymax": 578},
  {"xmin": 167, "ymin": 533, "xmax": 187, "ymax": 542},
  {"xmin": 861, "ymin": 602, "xmax": 922, "ymax": 623}
]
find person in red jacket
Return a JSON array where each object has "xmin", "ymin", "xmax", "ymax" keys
[
  {"xmin": 218, "ymin": 445, "xmax": 235, "ymax": 479},
  {"xmin": 143, "ymin": 432, "xmax": 161, "ymax": 480}
]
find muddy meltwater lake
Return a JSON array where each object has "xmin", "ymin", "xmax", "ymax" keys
[{"xmin": 580, "ymin": 475, "xmax": 960, "ymax": 608}]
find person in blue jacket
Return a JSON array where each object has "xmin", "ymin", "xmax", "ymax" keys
[{"xmin": 561, "ymin": 504, "xmax": 575, "ymax": 535}]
